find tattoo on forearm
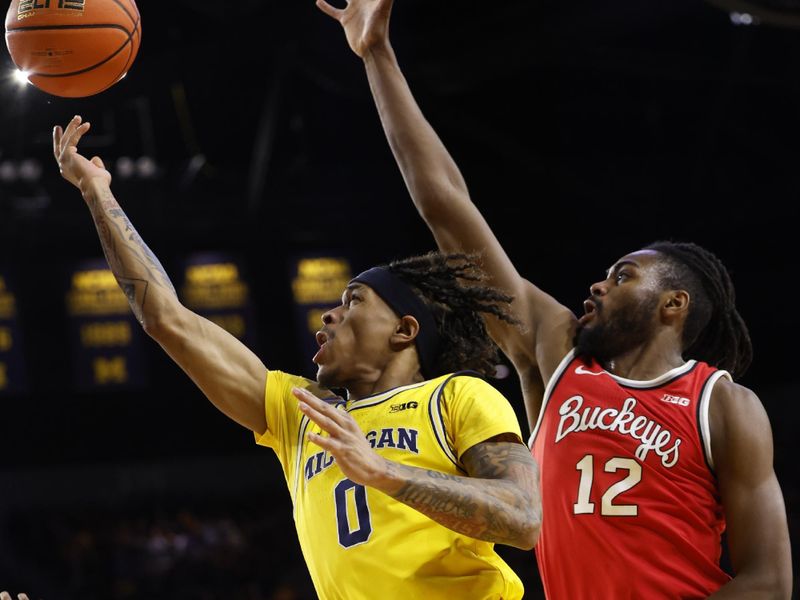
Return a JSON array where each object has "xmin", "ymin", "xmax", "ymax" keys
[
  {"xmin": 88, "ymin": 188, "xmax": 176, "ymax": 321},
  {"xmin": 107, "ymin": 207, "xmax": 176, "ymax": 293},
  {"xmin": 388, "ymin": 442, "xmax": 540, "ymax": 546}
]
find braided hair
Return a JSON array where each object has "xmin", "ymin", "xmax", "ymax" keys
[
  {"xmin": 645, "ymin": 241, "xmax": 752, "ymax": 379},
  {"xmin": 382, "ymin": 252, "xmax": 518, "ymax": 378}
]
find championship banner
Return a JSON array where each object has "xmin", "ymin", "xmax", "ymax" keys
[
  {"xmin": 178, "ymin": 253, "xmax": 259, "ymax": 351},
  {"xmin": 0, "ymin": 271, "xmax": 28, "ymax": 395},
  {"xmin": 65, "ymin": 259, "xmax": 148, "ymax": 391},
  {"xmin": 289, "ymin": 256, "xmax": 353, "ymax": 378}
]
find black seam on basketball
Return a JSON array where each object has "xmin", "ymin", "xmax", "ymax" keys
[
  {"xmin": 110, "ymin": 0, "xmax": 136, "ymax": 28},
  {"xmin": 114, "ymin": 13, "xmax": 140, "ymax": 79},
  {"xmin": 113, "ymin": 11, "xmax": 142, "ymax": 86},
  {"xmin": 105, "ymin": 26, "xmax": 136, "ymax": 92},
  {"xmin": 7, "ymin": 23, "xmax": 131, "ymax": 33},
  {"xmin": 29, "ymin": 18, "xmax": 138, "ymax": 79}
]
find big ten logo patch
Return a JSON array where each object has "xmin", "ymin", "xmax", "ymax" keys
[
  {"xmin": 18, "ymin": 0, "xmax": 85, "ymax": 19},
  {"xmin": 390, "ymin": 401, "xmax": 418, "ymax": 413},
  {"xmin": 660, "ymin": 394, "xmax": 690, "ymax": 407},
  {"xmin": 92, "ymin": 356, "xmax": 128, "ymax": 385}
]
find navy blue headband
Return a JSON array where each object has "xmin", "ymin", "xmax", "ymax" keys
[{"xmin": 351, "ymin": 267, "xmax": 440, "ymax": 379}]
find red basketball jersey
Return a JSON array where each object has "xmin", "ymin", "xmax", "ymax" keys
[{"xmin": 530, "ymin": 350, "xmax": 731, "ymax": 599}]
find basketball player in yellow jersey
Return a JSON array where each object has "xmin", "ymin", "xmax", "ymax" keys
[{"xmin": 51, "ymin": 117, "xmax": 541, "ymax": 599}]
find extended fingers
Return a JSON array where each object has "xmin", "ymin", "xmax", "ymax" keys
[
  {"xmin": 65, "ymin": 121, "xmax": 91, "ymax": 154},
  {"xmin": 52, "ymin": 125, "xmax": 63, "ymax": 160},
  {"xmin": 316, "ymin": 0, "xmax": 344, "ymax": 20},
  {"xmin": 294, "ymin": 387, "xmax": 356, "ymax": 431},
  {"xmin": 60, "ymin": 115, "xmax": 81, "ymax": 150},
  {"xmin": 299, "ymin": 402, "xmax": 341, "ymax": 434},
  {"xmin": 296, "ymin": 404, "xmax": 344, "ymax": 435},
  {"xmin": 58, "ymin": 115, "xmax": 89, "ymax": 157},
  {"xmin": 293, "ymin": 387, "xmax": 343, "ymax": 417},
  {"xmin": 307, "ymin": 430, "xmax": 341, "ymax": 451}
]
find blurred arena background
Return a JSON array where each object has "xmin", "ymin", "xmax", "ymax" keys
[{"xmin": 0, "ymin": 0, "xmax": 798, "ymax": 597}]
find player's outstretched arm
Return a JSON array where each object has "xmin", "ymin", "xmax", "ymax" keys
[
  {"xmin": 295, "ymin": 387, "xmax": 541, "ymax": 549},
  {"xmin": 53, "ymin": 116, "xmax": 268, "ymax": 434},
  {"xmin": 707, "ymin": 381, "xmax": 792, "ymax": 599},
  {"xmin": 317, "ymin": 0, "xmax": 576, "ymax": 394}
]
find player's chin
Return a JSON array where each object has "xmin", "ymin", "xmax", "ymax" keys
[{"xmin": 316, "ymin": 364, "xmax": 338, "ymax": 389}]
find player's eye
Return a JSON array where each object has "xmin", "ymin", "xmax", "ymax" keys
[{"xmin": 616, "ymin": 272, "xmax": 629, "ymax": 283}]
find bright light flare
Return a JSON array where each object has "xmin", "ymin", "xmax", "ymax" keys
[
  {"xmin": 12, "ymin": 69, "xmax": 31, "ymax": 86},
  {"xmin": 730, "ymin": 12, "xmax": 757, "ymax": 25}
]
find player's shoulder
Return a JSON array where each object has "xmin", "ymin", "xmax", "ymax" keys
[
  {"xmin": 432, "ymin": 371, "xmax": 513, "ymax": 403},
  {"xmin": 711, "ymin": 376, "xmax": 763, "ymax": 412},
  {"xmin": 709, "ymin": 376, "xmax": 771, "ymax": 447},
  {"xmin": 267, "ymin": 369, "xmax": 338, "ymax": 401},
  {"xmin": 431, "ymin": 370, "xmax": 487, "ymax": 390}
]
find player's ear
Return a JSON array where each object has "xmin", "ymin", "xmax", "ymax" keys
[
  {"xmin": 391, "ymin": 315, "xmax": 420, "ymax": 347},
  {"xmin": 662, "ymin": 289, "xmax": 690, "ymax": 320}
]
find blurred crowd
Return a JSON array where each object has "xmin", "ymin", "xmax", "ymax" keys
[{"xmin": 3, "ymin": 504, "xmax": 317, "ymax": 600}]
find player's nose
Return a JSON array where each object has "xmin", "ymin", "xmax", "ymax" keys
[
  {"xmin": 321, "ymin": 306, "xmax": 340, "ymax": 325},
  {"xmin": 589, "ymin": 280, "xmax": 608, "ymax": 297}
]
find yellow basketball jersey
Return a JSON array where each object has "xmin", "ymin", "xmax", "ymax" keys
[{"xmin": 255, "ymin": 370, "xmax": 525, "ymax": 600}]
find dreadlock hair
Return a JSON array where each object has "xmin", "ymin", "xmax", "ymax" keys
[
  {"xmin": 381, "ymin": 251, "xmax": 519, "ymax": 378},
  {"xmin": 644, "ymin": 241, "xmax": 752, "ymax": 379}
]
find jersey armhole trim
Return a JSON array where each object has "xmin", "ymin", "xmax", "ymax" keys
[
  {"xmin": 697, "ymin": 370, "xmax": 731, "ymax": 474},
  {"xmin": 528, "ymin": 348, "xmax": 576, "ymax": 448},
  {"xmin": 428, "ymin": 373, "xmax": 474, "ymax": 468},
  {"xmin": 291, "ymin": 415, "xmax": 311, "ymax": 521}
]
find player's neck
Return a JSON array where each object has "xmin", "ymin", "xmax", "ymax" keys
[
  {"xmin": 604, "ymin": 336, "xmax": 686, "ymax": 381},
  {"xmin": 345, "ymin": 360, "xmax": 425, "ymax": 401}
]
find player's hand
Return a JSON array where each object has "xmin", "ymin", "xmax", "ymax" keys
[
  {"xmin": 1, "ymin": 592, "xmax": 32, "ymax": 600},
  {"xmin": 293, "ymin": 387, "xmax": 389, "ymax": 487},
  {"xmin": 53, "ymin": 115, "xmax": 112, "ymax": 199},
  {"xmin": 316, "ymin": 0, "xmax": 394, "ymax": 58}
]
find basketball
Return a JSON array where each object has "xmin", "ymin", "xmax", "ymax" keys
[{"xmin": 4, "ymin": 0, "xmax": 141, "ymax": 98}]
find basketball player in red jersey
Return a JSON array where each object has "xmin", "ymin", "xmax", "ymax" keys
[{"xmin": 319, "ymin": 0, "xmax": 793, "ymax": 597}]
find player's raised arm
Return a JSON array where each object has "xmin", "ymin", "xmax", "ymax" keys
[
  {"xmin": 707, "ymin": 381, "xmax": 792, "ymax": 599},
  {"xmin": 53, "ymin": 116, "xmax": 268, "ymax": 434},
  {"xmin": 317, "ymin": 0, "xmax": 575, "ymax": 394}
]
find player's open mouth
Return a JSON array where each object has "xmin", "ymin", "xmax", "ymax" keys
[
  {"xmin": 579, "ymin": 299, "xmax": 597, "ymax": 326},
  {"xmin": 313, "ymin": 330, "xmax": 330, "ymax": 364}
]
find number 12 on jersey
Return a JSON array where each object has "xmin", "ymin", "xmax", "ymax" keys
[{"xmin": 574, "ymin": 454, "xmax": 642, "ymax": 516}]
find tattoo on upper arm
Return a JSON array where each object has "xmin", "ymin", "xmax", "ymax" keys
[
  {"xmin": 462, "ymin": 439, "xmax": 538, "ymax": 479},
  {"xmin": 389, "ymin": 441, "xmax": 539, "ymax": 546}
]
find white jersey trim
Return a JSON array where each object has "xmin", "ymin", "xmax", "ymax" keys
[
  {"xmin": 346, "ymin": 380, "xmax": 430, "ymax": 411},
  {"xmin": 528, "ymin": 348, "xmax": 576, "ymax": 448},
  {"xmin": 428, "ymin": 378, "xmax": 459, "ymax": 466},
  {"xmin": 606, "ymin": 360, "xmax": 697, "ymax": 388},
  {"xmin": 292, "ymin": 415, "xmax": 311, "ymax": 521},
  {"xmin": 698, "ymin": 370, "xmax": 732, "ymax": 471}
]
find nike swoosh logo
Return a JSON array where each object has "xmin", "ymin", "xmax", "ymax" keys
[{"xmin": 575, "ymin": 366, "xmax": 605, "ymax": 376}]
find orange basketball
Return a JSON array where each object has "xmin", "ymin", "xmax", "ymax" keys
[{"xmin": 5, "ymin": 0, "xmax": 141, "ymax": 98}]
